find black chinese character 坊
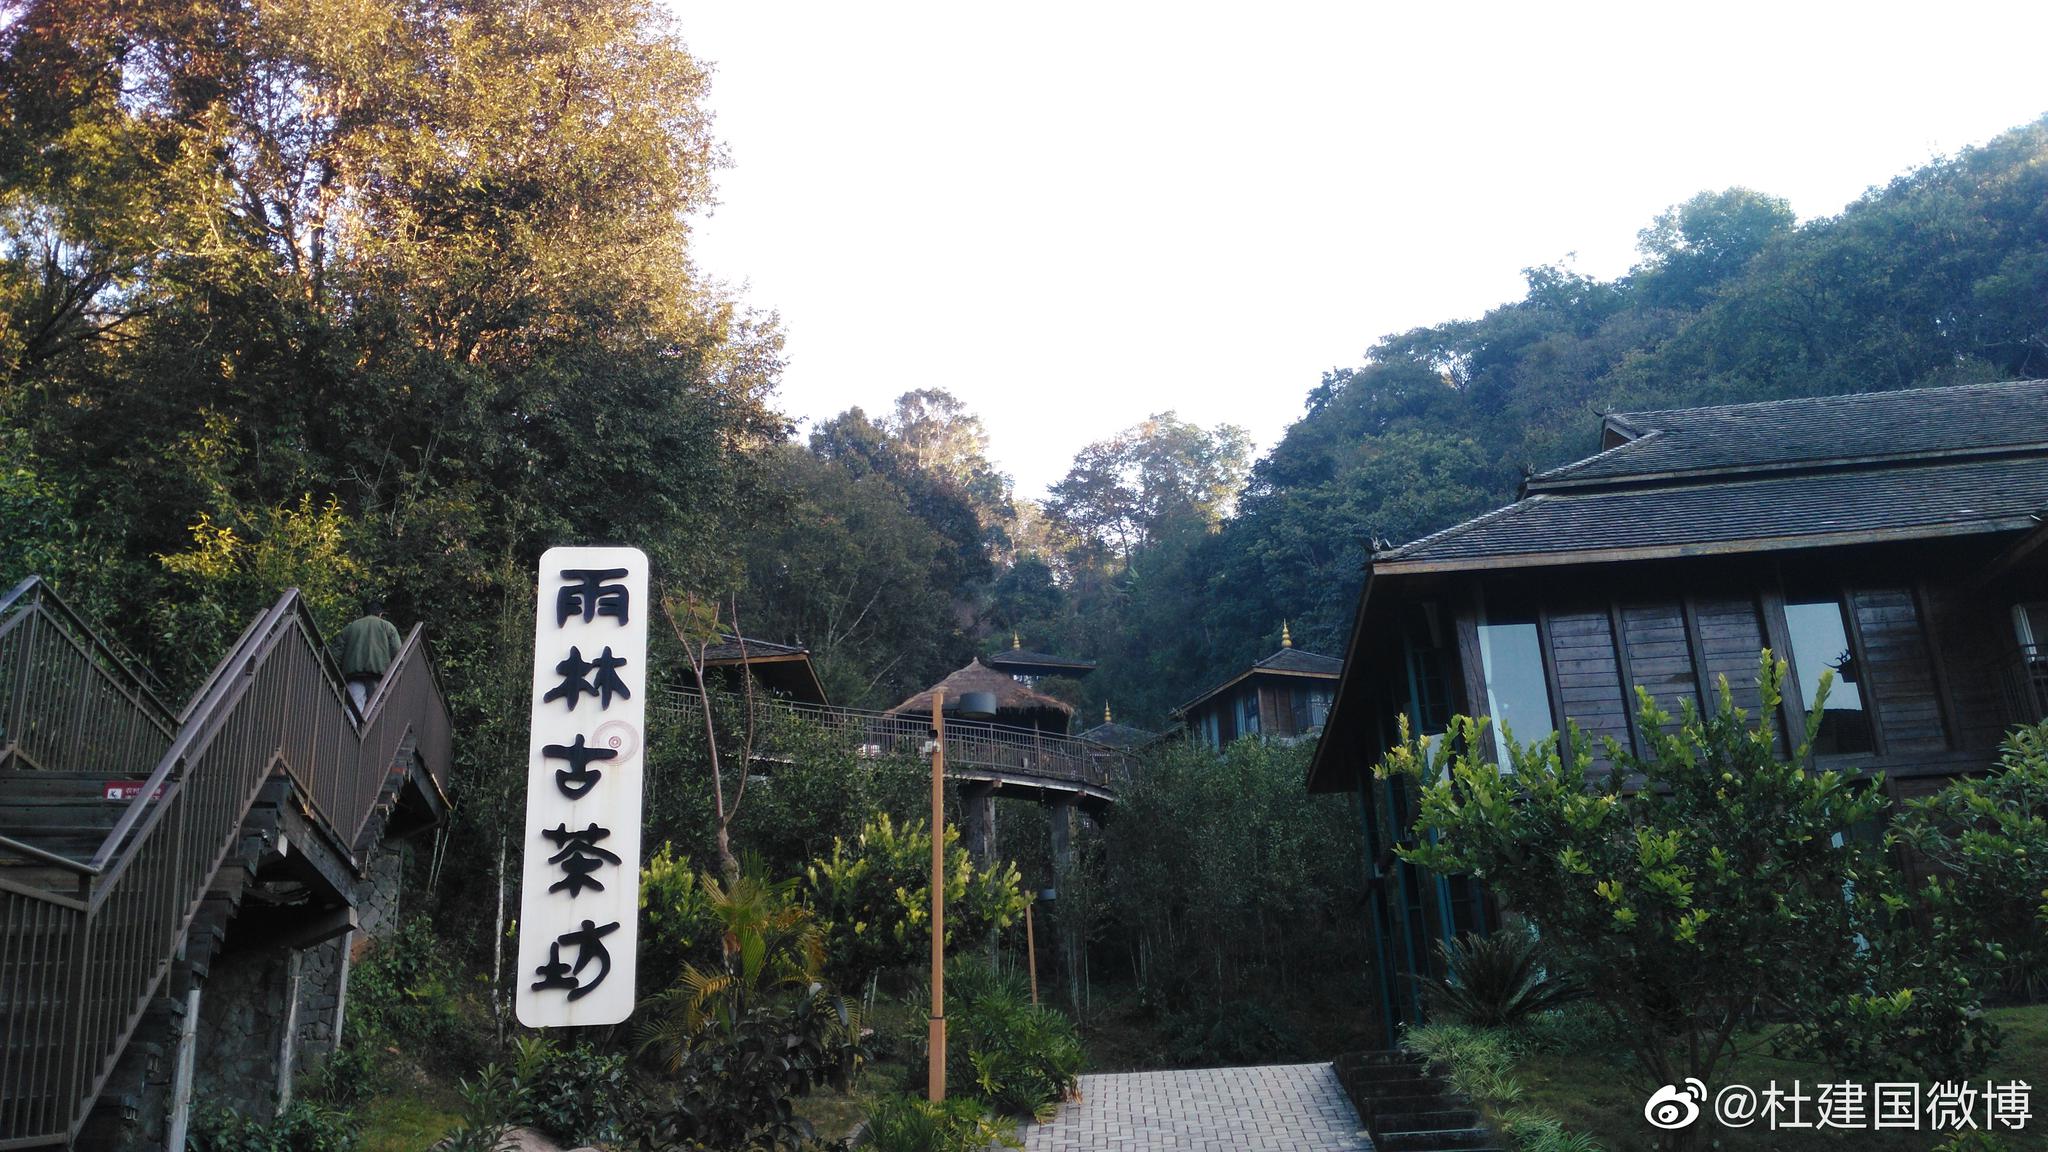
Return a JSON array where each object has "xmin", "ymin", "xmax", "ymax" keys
[{"xmin": 530, "ymin": 919, "xmax": 619, "ymax": 1001}]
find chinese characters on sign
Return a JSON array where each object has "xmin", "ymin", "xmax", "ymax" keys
[{"xmin": 515, "ymin": 548, "xmax": 648, "ymax": 1027}]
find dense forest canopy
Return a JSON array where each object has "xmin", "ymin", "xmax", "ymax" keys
[{"xmin": 4, "ymin": 2, "xmax": 2047, "ymax": 741}]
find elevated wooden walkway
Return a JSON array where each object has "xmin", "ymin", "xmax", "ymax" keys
[{"xmin": 654, "ymin": 689, "xmax": 1130, "ymax": 807}]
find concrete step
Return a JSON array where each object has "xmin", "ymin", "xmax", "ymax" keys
[
  {"xmin": 1376, "ymin": 1109, "xmax": 1482, "ymax": 1132},
  {"xmin": 1379, "ymin": 1127, "xmax": 1495, "ymax": 1151},
  {"xmin": 1350, "ymin": 1075, "xmax": 1451, "ymax": 1099},
  {"xmin": 1358, "ymin": 1091, "xmax": 1468, "ymax": 1117}
]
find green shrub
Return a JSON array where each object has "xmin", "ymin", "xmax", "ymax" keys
[
  {"xmin": 1404, "ymin": 1023, "xmax": 1524, "ymax": 1106},
  {"xmin": 926, "ymin": 957, "xmax": 1082, "ymax": 1120},
  {"xmin": 345, "ymin": 916, "xmax": 468, "ymax": 1062},
  {"xmin": 1426, "ymin": 924, "xmax": 1579, "ymax": 1027},
  {"xmin": 187, "ymin": 1099, "xmax": 360, "ymax": 1152},
  {"xmin": 1163, "ymin": 1000, "xmax": 1297, "ymax": 1066},
  {"xmin": 510, "ymin": 1036, "xmax": 629, "ymax": 1146},
  {"xmin": 1898, "ymin": 722, "xmax": 2048, "ymax": 1003},
  {"xmin": 435, "ymin": 1064, "xmax": 521, "ymax": 1152},
  {"xmin": 860, "ymin": 1095, "xmax": 1020, "ymax": 1152},
  {"xmin": 801, "ymin": 814, "xmax": 1029, "ymax": 994}
]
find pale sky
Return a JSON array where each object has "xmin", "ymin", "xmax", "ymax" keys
[{"xmin": 667, "ymin": 1, "xmax": 2048, "ymax": 498}]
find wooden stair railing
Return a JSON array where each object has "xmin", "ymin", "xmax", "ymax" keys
[{"xmin": 0, "ymin": 581, "xmax": 451, "ymax": 1148}]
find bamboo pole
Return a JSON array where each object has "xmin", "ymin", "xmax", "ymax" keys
[
  {"xmin": 928, "ymin": 690, "xmax": 947, "ymax": 1102},
  {"xmin": 1026, "ymin": 903, "xmax": 1039, "ymax": 1005}
]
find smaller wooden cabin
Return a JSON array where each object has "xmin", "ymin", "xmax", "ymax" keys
[
  {"xmin": 690, "ymin": 634, "xmax": 830, "ymax": 706},
  {"xmin": 1176, "ymin": 624, "xmax": 1341, "ymax": 747}
]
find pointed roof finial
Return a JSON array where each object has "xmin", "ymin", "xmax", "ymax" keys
[
  {"xmin": 1281, "ymin": 620, "xmax": 1293, "ymax": 648},
  {"xmin": 1104, "ymin": 702, "xmax": 1113, "ymax": 724},
  {"xmin": 1012, "ymin": 630, "xmax": 1022, "ymax": 650}
]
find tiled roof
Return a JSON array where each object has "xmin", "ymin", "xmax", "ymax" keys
[
  {"xmin": 700, "ymin": 635, "xmax": 809, "ymax": 663},
  {"xmin": 1175, "ymin": 646, "xmax": 1343, "ymax": 716},
  {"xmin": 985, "ymin": 648, "xmax": 1097, "ymax": 674},
  {"xmin": 1255, "ymin": 648, "xmax": 1344, "ymax": 675},
  {"xmin": 1532, "ymin": 378, "xmax": 2048, "ymax": 488},
  {"xmin": 1380, "ymin": 456, "xmax": 2048, "ymax": 567}
]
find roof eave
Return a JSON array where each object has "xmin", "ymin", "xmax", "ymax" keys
[{"xmin": 1375, "ymin": 516, "xmax": 2040, "ymax": 577}]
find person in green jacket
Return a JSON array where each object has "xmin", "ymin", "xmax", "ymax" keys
[{"xmin": 333, "ymin": 595, "xmax": 403, "ymax": 714}]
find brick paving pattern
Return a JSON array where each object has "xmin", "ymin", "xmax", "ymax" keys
[{"xmin": 1019, "ymin": 1062, "xmax": 1373, "ymax": 1151}]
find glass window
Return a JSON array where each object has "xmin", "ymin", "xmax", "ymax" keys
[
  {"xmin": 1784, "ymin": 598, "xmax": 1874, "ymax": 755},
  {"xmin": 1239, "ymin": 691, "xmax": 1261, "ymax": 735},
  {"xmin": 1478, "ymin": 620, "xmax": 1554, "ymax": 766}
]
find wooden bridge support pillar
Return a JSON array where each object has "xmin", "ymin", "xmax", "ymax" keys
[
  {"xmin": 962, "ymin": 784, "xmax": 997, "ymax": 866},
  {"xmin": 1048, "ymin": 795, "xmax": 1074, "ymax": 874}
]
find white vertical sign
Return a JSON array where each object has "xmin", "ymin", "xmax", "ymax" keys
[{"xmin": 515, "ymin": 546, "xmax": 648, "ymax": 1027}]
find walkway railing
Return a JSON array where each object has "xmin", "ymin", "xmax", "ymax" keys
[
  {"xmin": 0, "ymin": 580, "xmax": 451, "ymax": 1147},
  {"xmin": 655, "ymin": 688, "xmax": 1131, "ymax": 794}
]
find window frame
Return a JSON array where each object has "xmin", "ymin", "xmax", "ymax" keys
[{"xmin": 1776, "ymin": 587, "xmax": 1885, "ymax": 759}]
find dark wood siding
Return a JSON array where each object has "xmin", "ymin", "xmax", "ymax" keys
[
  {"xmin": 1545, "ymin": 608, "xmax": 1631, "ymax": 758},
  {"xmin": 1924, "ymin": 583, "xmax": 2011, "ymax": 750},
  {"xmin": 1852, "ymin": 588, "xmax": 1949, "ymax": 753},
  {"xmin": 1619, "ymin": 602, "xmax": 1699, "ymax": 729},
  {"xmin": 1692, "ymin": 595, "xmax": 1782, "ymax": 746}
]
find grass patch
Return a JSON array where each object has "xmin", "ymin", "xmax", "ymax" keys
[
  {"xmin": 1507, "ymin": 1004, "xmax": 2048, "ymax": 1152},
  {"xmin": 355, "ymin": 1083, "xmax": 463, "ymax": 1152}
]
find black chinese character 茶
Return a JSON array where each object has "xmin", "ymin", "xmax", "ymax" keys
[
  {"xmin": 531, "ymin": 919, "xmax": 619, "ymax": 1001},
  {"xmin": 541, "ymin": 822, "xmax": 621, "ymax": 896},
  {"xmin": 543, "ymin": 645, "xmax": 631, "ymax": 712},
  {"xmin": 542, "ymin": 734, "xmax": 616, "ymax": 799},
  {"xmin": 557, "ymin": 568, "xmax": 630, "ymax": 627}
]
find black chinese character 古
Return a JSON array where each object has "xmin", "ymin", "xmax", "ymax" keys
[
  {"xmin": 542, "ymin": 734, "xmax": 616, "ymax": 799},
  {"xmin": 543, "ymin": 646, "xmax": 631, "ymax": 711},
  {"xmin": 542, "ymin": 822, "xmax": 621, "ymax": 896},
  {"xmin": 557, "ymin": 568, "xmax": 630, "ymax": 627},
  {"xmin": 530, "ymin": 919, "xmax": 619, "ymax": 1001}
]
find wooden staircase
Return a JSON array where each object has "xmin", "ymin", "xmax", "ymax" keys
[
  {"xmin": 0, "ymin": 577, "xmax": 452, "ymax": 1149},
  {"xmin": 1334, "ymin": 1051, "xmax": 1502, "ymax": 1152}
]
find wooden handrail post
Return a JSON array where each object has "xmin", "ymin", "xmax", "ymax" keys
[
  {"xmin": 1026, "ymin": 902, "xmax": 1039, "ymax": 1006},
  {"xmin": 929, "ymin": 690, "xmax": 947, "ymax": 1102}
]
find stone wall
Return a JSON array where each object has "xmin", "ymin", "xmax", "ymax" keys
[{"xmin": 193, "ymin": 944, "xmax": 292, "ymax": 1120}]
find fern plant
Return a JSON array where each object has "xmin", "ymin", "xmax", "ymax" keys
[{"xmin": 1426, "ymin": 926, "xmax": 1578, "ymax": 1027}]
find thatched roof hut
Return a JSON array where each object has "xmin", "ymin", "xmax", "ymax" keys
[{"xmin": 887, "ymin": 657, "xmax": 1076, "ymax": 732}]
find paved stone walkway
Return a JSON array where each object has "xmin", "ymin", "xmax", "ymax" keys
[{"xmin": 1019, "ymin": 1062, "xmax": 1373, "ymax": 1151}]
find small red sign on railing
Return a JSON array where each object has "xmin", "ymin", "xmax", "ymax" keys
[{"xmin": 102, "ymin": 780, "xmax": 163, "ymax": 802}]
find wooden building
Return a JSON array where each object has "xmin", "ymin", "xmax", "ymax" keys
[
  {"xmin": 1177, "ymin": 624, "xmax": 1341, "ymax": 747},
  {"xmin": 986, "ymin": 633, "xmax": 1097, "ymax": 686},
  {"xmin": 1305, "ymin": 379, "xmax": 2048, "ymax": 1043},
  {"xmin": 690, "ymin": 634, "xmax": 830, "ymax": 705}
]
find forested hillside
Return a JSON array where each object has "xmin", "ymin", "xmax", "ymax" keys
[
  {"xmin": 1007, "ymin": 119, "xmax": 2048, "ymax": 725},
  {"xmin": 3, "ymin": 3, "xmax": 2046, "ymax": 737}
]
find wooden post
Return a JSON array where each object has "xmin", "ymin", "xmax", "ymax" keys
[
  {"xmin": 1026, "ymin": 903, "xmax": 1039, "ymax": 1006},
  {"xmin": 928, "ymin": 691, "xmax": 946, "ymax": 1102}
]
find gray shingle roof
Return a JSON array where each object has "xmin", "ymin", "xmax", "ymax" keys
[
  {"xmin": 1381, "ymin": 456, "xmax": 2048, "ymax": 567},
  {"xmin": 1255, "ymin": 648, "xmax": 1344, "ymax": 675},
  {"xmin": 1532, "ymin": 378, "xmax": 2048, "ymax": 488}
]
